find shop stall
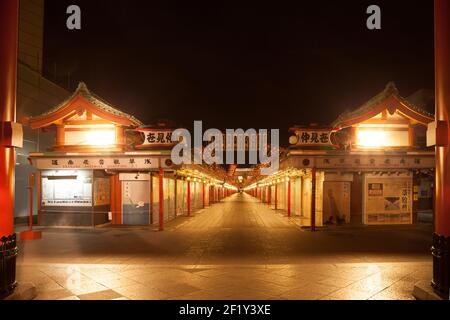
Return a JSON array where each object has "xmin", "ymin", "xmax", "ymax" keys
[
  {"xmin": 28, "ymin": 82, "xmax": 237, "ymax": 227},
  {"xmin": 246, "ymin": 83, "xmax": 435, "ymax": 226}
]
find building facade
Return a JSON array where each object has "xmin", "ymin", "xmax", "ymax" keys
[
  {"xmin": 246, "ymin": 83, "xmax": 435, "ymax": 227},
  {"xmin": 15, "ymin": 0, "xmax": 70, "ymax": 222},
  {"xmin": 28, "ymin": 83, "xmax": 236, "ymax": 227}
]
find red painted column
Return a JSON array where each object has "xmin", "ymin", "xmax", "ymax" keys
[
  {"xmin": 208, "ymin": 185, "xmax": 211, "ymax": 205},
  {"xmin": 187, "ymin": 180, "xmax": 191, "ymax": 216},
  {"xmin": 287, "ymin": 179, "xmax": 291, "ymax": 217},
  {"xmin": 434, "ymin": 0, "xmax": 450, "ymax": 238},
  {"xmin": 268, "ymin": 185, "xmax": 271, "ymax": 206},
  {"xmin": 0, "ymin": 0, "xmax": 19, "ymax": 238},
  {"xmin": 28, "ymin": 180, "xmax": 33, "ymax": 229},
  {"xmin": 202, "ymin": 182, "xmax": 205, "ymax": 208},
  {"xmin": 159, "ymin": 168, "xmax": 164, "ymax": 231},
  {"xmin": 311, "ymin": 168, "xmax": 316, "ymax": 231},
  {"xmin": 432, "ymin": 0, "xmax": 450, "ymax": 297},
  {"xmin": 37, "ymin": 172, "xmax": 42, "ymax": 225},
  {"xmin": 274, "ymin": 183, "xmax": 278, "ymax": 210}
]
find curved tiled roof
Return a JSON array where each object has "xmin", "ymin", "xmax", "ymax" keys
[
  {"xmin": 331, "ymin": 82, "xmax": 434, "ymax": 128},
  {"xmin": 30, "ymin": 82, "xmax": 143, "ymax": 126}
]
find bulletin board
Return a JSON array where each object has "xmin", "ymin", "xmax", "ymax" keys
[{"xmin": 364, "ymin": 174, "xmax": 412, "ymax": 225}]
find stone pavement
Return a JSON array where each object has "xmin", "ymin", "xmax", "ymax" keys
[{"xmin": 15, "ymin": 193, "xmax": 433, "ymax": 300}]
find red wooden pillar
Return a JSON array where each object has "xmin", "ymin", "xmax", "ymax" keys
[
  {"xmin": 37, "ymin": 171, "xmax": 42, "ymax": 225},
  {"xmin": 20, "ymin": 173, "xmax": 42, "ymax": 240},
  {"xmin": 150, "ymin": 173, "xmax": 153, "ymax": 224},
  {"xmin": 274, "ymin": 183, "xmax": 278, "ymax": 210},
  {"xmin": 208, "ymin": 185, "xmax": 211, "ymax": 205},
  {"xmin": 110, "ymin": 174, "xmax": 122, "ymax": 225},
  {"xmin": 159, "ymin": 168, "xmax": 164, "ymax": 231},
  {"xmin": 311, "ymin": 168, "xmax": 316, "ymax": 231},
  {"xmin": 432, "ymin": 0, "xmax": 450, "ymax": 297},
  {"xmin": 0, "ymin": 0, "xmax": 19, "ymax": 238},
  {"xmin": 287, "ymin": 179, "xmax": 291, "ymax": 217},
  {"xmin": 268, "ymin": 185, "xmax": 271, "ymax": 206},
  {"xmin": 202, "ymin": 182, "xmax": 205, "ymax": 208},
  {"xmin": 187, "ymin": 180, "xmax": 191, "ymax": 216}
]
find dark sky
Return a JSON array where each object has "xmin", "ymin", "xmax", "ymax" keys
[{"xmin": 43, "ymin": 0, "xmax": 434, "ymax": 143}]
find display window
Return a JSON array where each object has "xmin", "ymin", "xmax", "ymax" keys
[{"xmin": 41, "ymin": 170, "xmax": 93, "ymax": 206}]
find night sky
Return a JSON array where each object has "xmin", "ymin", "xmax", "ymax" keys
[{"xmin": 43, "ymin": 0, "xmax": 435, "ymax": 144}]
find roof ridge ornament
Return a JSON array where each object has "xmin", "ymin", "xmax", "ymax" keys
[
  {"xmin": 76, "ymin": 81, "xmax": 89, "ymax": 92},
  {"xmin": 385, "ymin": 81, "xmax": 399, "ymax": 95}
]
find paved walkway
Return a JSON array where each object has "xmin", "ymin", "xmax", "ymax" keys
[{"xmin": 16, "ymin": 193, "xmax": 433, "ymax": 300}]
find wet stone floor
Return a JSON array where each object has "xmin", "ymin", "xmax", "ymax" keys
[{"xmin": 15, "ymin": 193, "xmax": 433, "ymax": 300}]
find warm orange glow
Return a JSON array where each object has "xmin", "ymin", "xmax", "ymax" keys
[
  {"xmin": 357, "ymin": 130, "xmax": 387, "ymax": 147},
  {"xmin": 65, "ymin": 129, "xmax": 116, "ymax": 146},
  {"xmin": 356, "ymin": 129, "xmax": 409, "ymax": 147}
]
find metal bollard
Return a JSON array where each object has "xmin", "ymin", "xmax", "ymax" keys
[
  {"xmin": 431, "ymin": 233, "xmax": 450, "ymax": 299},
  {"xmin": 0, "ymin": 234, "xmax": 18, "ymax": 298}
]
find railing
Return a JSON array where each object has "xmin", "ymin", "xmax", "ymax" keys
[{"xmin": 0, "ymin": 234, "xmax": 18, "ymax": 298}]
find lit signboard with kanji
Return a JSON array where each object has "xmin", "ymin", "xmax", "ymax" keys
[
  {"xmin": 289, "ymin": 128, "xmax": 334, "ymax": 147},
  {"xmin": 135, "ymin": 128, "xmax": 176, "ymax": 148}
]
